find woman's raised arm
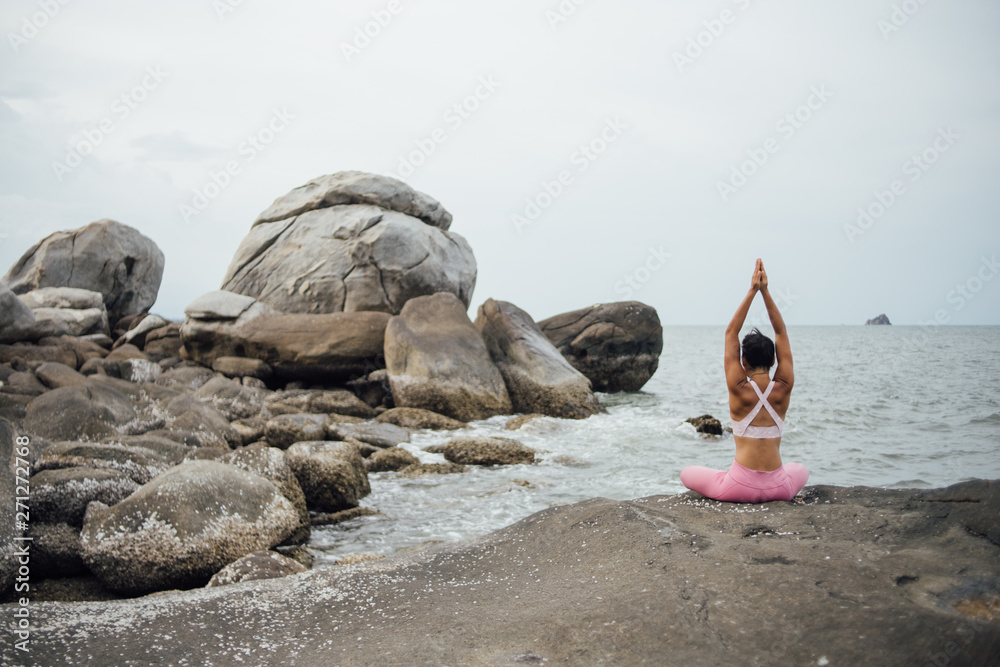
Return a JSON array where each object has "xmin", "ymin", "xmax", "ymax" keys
[
  {"xmin": 724, "ymin": 259, "xmax": 763, "ymax": 387},
  {"xmin": 758, "ymin": 262, "xmax": 794, "ymax": 387}
]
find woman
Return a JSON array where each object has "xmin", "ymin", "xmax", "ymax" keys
[{"xmin": 680, "ymin": 259, "xmax": 809, "ymax": 502}]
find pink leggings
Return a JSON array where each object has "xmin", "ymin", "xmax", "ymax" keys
[{"xmin": 680, "ymin": 460, "xmax": 809, "ymax": 503}]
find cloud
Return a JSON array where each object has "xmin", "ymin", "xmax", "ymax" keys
[{"xmin": 0, "ymin": 99, "xmax": 18, "ymax": 123}]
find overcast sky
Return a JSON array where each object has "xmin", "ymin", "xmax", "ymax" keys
[{"xmin": 1, "ymin": 0, "xmax": 998, "ymax": 327}]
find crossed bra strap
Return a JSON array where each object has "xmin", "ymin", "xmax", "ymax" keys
[{"xmin": 732, "ymin": 378, "xmax": 784, "ymax": 438}]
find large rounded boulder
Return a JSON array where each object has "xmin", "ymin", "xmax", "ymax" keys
[
  {"xmin": 3, "ymin": 219, "xmax": 164, "ymax": 323},
  {"xmin": 538, "ymin": 301, "xmax": 662, "ymax": 392},
  {"xmin": 475, "ymin": 299, "xmax": 604, "ymax": 419},
  {"xmin": 384, "ymin": 293, "xmax": 511, "ymax": 422},
  {"xmin": 79, "ymin": 460, "xmax": 299, "ymax": 594},
  {"xmin": 219, "ymin": 171, "xmax": 476, "ymax": 315}
]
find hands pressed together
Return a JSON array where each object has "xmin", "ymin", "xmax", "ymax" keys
[{"xmin": 751, "ymin": 258, "xmax": 768, "ymax": 293}]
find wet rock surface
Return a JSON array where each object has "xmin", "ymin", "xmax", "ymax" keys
[
  {"xmin": 686, "ymin": 414, "xmax": 723, "ymax": 435},
  {"xmin": 284, "ymin": 441, "xmax": 370, "ymax": 513},
  {"xmin": 10, "ymin": 480, "xmax": 998, "ymax": 666},
  {"xmin": 384, "ymin": 293, "xmax": 511, "ymax": 422},
  {"xmin": 438, "ymin": 436, "xmax": 536, "ymax": 466},
  {"xmin": 539, "ymin": 301, "xmax": 663, "ymax": 392},
  {"xmin": 475, "ymin": 298, "xmax": 604, "ymax": 419}
]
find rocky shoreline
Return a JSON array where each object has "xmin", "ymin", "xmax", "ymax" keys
[
  {"xmin": 2, "ymin": 172, "xmax": 664, "ymax": 602},
  {"xmin": 3, "ymin": 480, "xmax": 997, "ymax": 665},
  {"xmin": 3, "ymin": 172, "xmax": 996, "ymax": 664}
]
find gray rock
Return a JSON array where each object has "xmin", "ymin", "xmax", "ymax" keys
[
  {"xmin": 365, "ymin": 446, "xmax": 420, "ymax": 472},
  {"xmin": 30, "ymin": 467, "xmax": 140, "ymax": 526},
  {"xmin": 23, "ymin": 383, "xmax": 138, "ymax": 441},
  {"xmin": 504, "ymin": 413, "xmax": 546, "ymax": 430},
  {"xmin": 206, "ymin": 550, "xmax": 307, "ymax": 588},
  {"xmin": 14, "ymin": 480, "xmax": 1000, "ymax": 666},
  {"xmin": 162, "ymin": 394, "xmax": 237, "ymax": 449},
  {"xmin": 686, "ymin": 414, "xmax": 723, "ymax": 435},
  {"xmin": 79, "ymin": 460, "xmax": 299, "ymax": 594},
  {"xmin": 219, "ymin": 172, "xmax": 473, "ymax": 315},
  {"xmin": 438, "ymin": 436, "xmax": 536, "ymax": 466},
  {"xmin": 398, "ymin": 462, "xmax": 467, "ymax": 478},
  {"xmin": 230, "ymin": 417, "xmax": 266, "ymax": 446},
  {"xmin": 155, "ymin": 365, "xmax": 217, "ymax": 391},
  {"xmin": 253, "ymin": 171, "xmax": 453, "ymax": 230},
  {"xmin": 104, "ymin": 343, "xmax": 148, "ymax": 362},
  {"xmin": 274, "ymin": 545, "xmax": 315, "ymax": 569},
  {"xmin": 475, "ymin": 299, "xmax": 604, "ymax": 419},
  {"xmin": 27, "ymin": 522, "xmax": 87, "ymax": 578},
  {"xmin": 184, "ymin": 290, "xmax": 258, "ymax": 320},
  {"xmin": 142, "ymin": 323, "xmax": 183, "ymax": 359},
  {"xmin": 193, "ymin": 376, "xmax": 267, "ymax": 421},
  {"xmin": 18, "ymin": 286, "xmax": 105, "ymax": 310},
  {"xmin": 284, "ymin": 441, "xmax": 370, "ymax": 512},
  {"xmin": 266, "ymin": 389, "xmax": 376, "ymax": 419},
  {"xmin": 374, "ymin": 407, "xmax": 470, "ymax": 431},
  {"xmin": 80, "ymin": 333, "xmax": 114, "ymax": 349},
  {"xmin": 117, "ymin": 314, "xmax": 170, "ymax": 348},
  {"xmin": 27, "ymin": 306, "xmax": 109, "ymax": 338},
  {"xmin": 34, "ymin": 362, "xmax": 89, "ymax": 389},
  {"xmin": 222, "ymin": 444, "xmax": 310, "ymax": 545},
  {"xmin": 3, "ymin": 219, "xmax": 164, "ymax": 323},
  {"xmin": 0, "ymin": 342, "xmax": 77, "ymax": 369},
  {"xmin": 0, "ymin": 392, "xmax": 32, "ymax": 425},
  {"xmin": 309, "ymin": 506, "xmax": 380, "ymax": 526},
  {"xmin": 346, "ymin": 368, "xmax": 392, "ymax": 409},
  {"xmin": 36, "ymin": 442, "xmax": 173, "ymax": 485},
  {"xmin": 329, "ymin": 422, "xmax": 410, "ymax": 448},
  {"xmin": 181, "ymin": 292, "xmax": 391, "ymax": 383},
  {"xmin": 0, "ymin": 282, "xmax": 36, "ymax": 343},
  {"xmin": 385, "ymin": 293, "xmax": 511, "ymax": 422},
  {"xmin": 107, "ymin": 434, "xmax": 192, "ymax": 463},
  {"xmin": 0, "ymin": 417, "xmax": 23, "ymax": 594},
  {"xmin": 212, "ymin": 356, "xmax": 273, "ymax": 381},
  {"xmin": 539, "ymin": 301, "xmax": 663, "ymax": 392},
  {"xmin": 2, "ymin": 371, "xmax": 47, "ymax": 396},
  {"xmin": 118, "ymin": 358, "xmax": 161, "ymax": 384},
  {"xmin": 263, "ymin": 413, "xmax": 330, "ymax": 450}
]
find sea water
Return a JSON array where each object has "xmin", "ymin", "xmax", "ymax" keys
[{"xmin": 309, "ymin": 326, "xmax": 1000, "ymax": 564}]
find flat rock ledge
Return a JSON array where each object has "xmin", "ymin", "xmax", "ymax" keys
[{"xmin": 7, "ymin": 480, "xmax": 999, "ymax": 666}]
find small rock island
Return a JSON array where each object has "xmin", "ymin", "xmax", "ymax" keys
[{"xmin": 865, "ymin": 313, "xmax": 892, "ymax": 325}]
